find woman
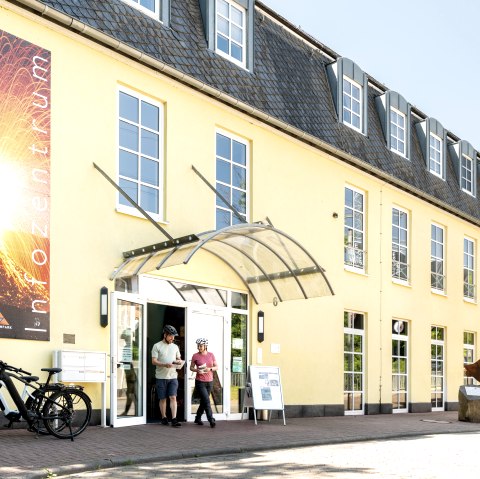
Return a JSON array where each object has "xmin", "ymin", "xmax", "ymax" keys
[{"xmin": 189, "ymin": 338, "xmax": 217, "ymax": 428}]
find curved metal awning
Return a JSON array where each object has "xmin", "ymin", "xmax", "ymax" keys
[{"xmin": 111, "ymin": 223, "xmax": 334, "ymax": 304}]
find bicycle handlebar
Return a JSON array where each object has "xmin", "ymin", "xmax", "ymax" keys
[{"xmin": 0, "ymin": 360, "xmax": 32, "ymax": 376}]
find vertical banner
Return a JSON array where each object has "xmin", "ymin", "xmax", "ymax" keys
[{"xmin": 0, "ymin": 31, "xmax": 51, "ymax": 340}]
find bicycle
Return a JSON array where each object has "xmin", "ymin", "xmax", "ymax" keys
[{"xmin": 0, "ymin": 360, "xmax": 92, "ymax": 441}]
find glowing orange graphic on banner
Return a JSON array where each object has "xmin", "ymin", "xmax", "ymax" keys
[{"xmin": 0, "ymin": 30, "xmax": 51, "ymax": 340}]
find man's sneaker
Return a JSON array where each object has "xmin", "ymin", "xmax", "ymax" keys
[
  {"xmin": 160, "ymin": 417, "xmax": 169, "ymax": 426},
  {"xmin": 171, "ymin": 418, "xmax": 182, "ymax": 427},
  {"xmin": 194, "ymin": 417, "xmax": 203, "ymax": 426},
  {"xmin": 209, "ymin": 418, "xmax": 216, "ymax": 428}
]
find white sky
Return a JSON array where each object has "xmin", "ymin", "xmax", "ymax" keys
[{"xmin": 261, "ymin": 0, "xmax": 480, "ymax": 150}]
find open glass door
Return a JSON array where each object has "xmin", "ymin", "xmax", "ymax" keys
[
  {"xmin": 186, "ymin": 308, "xmax": 229, "ymax": 422},
  {"xmin": 110, "ymin": 292, "xmax": 146, "ymax": 427}
]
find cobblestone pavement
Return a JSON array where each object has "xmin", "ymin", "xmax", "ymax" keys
[
  {"xmin": 1, "ymin": 411, "xmax": 479, "ymax": 479},
  {"xmin": 55, "ymin": 431, "xmax": 480, "ymax": 478}
]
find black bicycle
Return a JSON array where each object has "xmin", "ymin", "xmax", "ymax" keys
[{"xmin": 0, "ymin": 360, "xmax": 92, "ymax": 440}]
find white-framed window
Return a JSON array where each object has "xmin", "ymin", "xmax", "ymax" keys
[
  {"xmin": 431, "ymin": 224, "xmax": 445, "ymax": 292},
  {"xmin": 344, "ymin": 186, "xmax": 365, "ymax": 271},
  {"xmin": 461, "ymin": 154, "xmax": 474, "ymax": 195},
  {"xmin": 431, "ymin": 326, "xmax": 445, "ymax": 411},
  {"xmin": 216, "ymin": 0, "xmax": 246, "ymax": 68},
  {"xmin": 464, "ymin": 237, "xmax": 475, "ymax": 300},
  {"xmin": 464, "ymin": 331, "xmax": 476, "ymax": 386},
  {"xmin": 344, "ymin": 311, "xmax": 365, "ymax": 415},
  {"xmin": 392, "ymin": 320, "xmax": 408, "ymax": 413},
  {"xmin": 392, "ymin": 207, "xmax": 409, "ymax": 283},
  {"xmin": 429, "ymin": 132, "xmax": 443, "ymax": 178},
  {"xmin": 390, "ymin": 107, "xmax": 406, "ymax": 156},
  {"xmin": 342, "ymin": 76, "xmax": 362, "ymax": 132},
  {"xmin": 215, "ymin": 130, "xmax": 248, "ymax": 229},
  {"xmin": 122, "ymin": 0, "xmax": 161, "ymax": 19},
  {"xmin": 118, "ymin": 88, "xmax": 163, "ymax": 219}
]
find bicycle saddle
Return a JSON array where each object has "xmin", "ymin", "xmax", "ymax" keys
[{"xmin": 41, "ymin": 368, "xmax": 62, "ymax": 373}]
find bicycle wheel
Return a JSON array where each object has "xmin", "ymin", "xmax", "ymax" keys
[
  {"xmin": 42, "ymin": 388, "xmax": 92, "ymax": 439},
  {"xmin": 25, "ymin": 389, "xmax": 58, "ymax": 435}
]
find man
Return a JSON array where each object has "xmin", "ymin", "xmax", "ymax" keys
[{"xmin": 151, "ymin": 324, "xmax": 183, "ymax": 427}]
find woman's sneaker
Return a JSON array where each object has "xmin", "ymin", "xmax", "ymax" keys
[{"xmin": 171, "ymin": 418, "xmax": 182, "ymax": 427}]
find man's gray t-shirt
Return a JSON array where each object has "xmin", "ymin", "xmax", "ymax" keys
[{"xmin": 152, "ymin": 340, "xmax": 180, "ymax": 379}]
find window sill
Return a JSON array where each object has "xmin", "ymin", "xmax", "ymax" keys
[
  {"xmin": 463, "ymin": 297, "xmax": 477, "ymax": 305},
  {"xmin": 344, "ymin": 265, "xmax": 368, "ymax": 276},
  {"xmin": 116, "ymin": 205, "xmax": 167, "ymax": 224},
  {"xmin": 392, "ymin": 278, "xmax": 411, "ymax": 288},
  {"xmin": 431, "ymin": 288, "xmax": 447, "ymax": 297}
]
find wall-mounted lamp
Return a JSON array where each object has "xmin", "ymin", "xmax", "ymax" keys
[
  {"xmin": 257, "ymin": 310, "xmax": 264, "ymax": 343},
  {"xmin": 100, "ymin": 286, "xmax": 108, "ymax": 327}
]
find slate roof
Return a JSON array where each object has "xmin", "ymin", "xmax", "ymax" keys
[{"xmin": 29, "ymin": 0, "xmax": 480, "ymax": 223}]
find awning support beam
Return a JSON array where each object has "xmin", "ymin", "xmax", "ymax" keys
[
  {"xmin": 93, "ymin": 162, "xmax": 174, "ymax": 241},
  {"xmin": 192, "ymin": 165, "xmax": 247, "ymax": 224}
]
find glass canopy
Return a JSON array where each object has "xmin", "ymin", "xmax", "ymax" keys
[{"xmin": 111, "ymin": 223, "xmax": 334, "ymax": 304}]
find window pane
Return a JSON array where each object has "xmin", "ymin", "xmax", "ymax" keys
[
  {"xmin": 141, "ymin": 129, "xmax": 159, "ymax": 158},
  {"xmin": 119, "ymin": 178, "xmax": 138, "ymax": 205},
  {"xmin": 216, "ymin": 182, "xmax": 231, "ymax": 207},
  {"xmin": 217, "ymin": 134, "xmax": 231, "ymax": 159},
  {"xmin": 119, "ymin": 150, "xmax": 138, "ymax": 179},
  {"xmin": 140, "ymin": 185, "xmax": 159, "ymax": 214},
  {"xmin": 231, "ymin": 292, "xmax": 247, "ymax": 309},
  {"xmin": 231, "ymin": 43, "xmax": 243, "ymax": 61},
  {"xmin": 120, "ymin": 92, "xmax": 138, "ymax": 122},
  {"xmin": 140, "ymin": 0, "xmax": 155, "ymax": 11},
  {"xmin": 232, "ymin": 189, "xmax": 246, "ymax": 214},
  {"xmin": 119, "ymin": 121, "xmax": 138, "ymax": 150},
  {"xmin": 216, "ymin": 208, "xmax": 231, "ymax": 229},
  {"xmin": 216, "ymin": 159, "xmax": 231, "ymax": 183},
  {"xmin": 231, "ymin": 24, "xmax": 243, "ymax": 43},
  {"xmin": 141, "ymin": 101, "xmax": 159, "ymax": 130},
  {"xmin": 232, "ymin": 140, "xmax": 246, "ymax": 165},
  {"xmin": 217, "ymin": 34, "xmax": 229, "ymax": 54},
  {"xmin": 217, "ymin": 16, "xmax": 229, "ymax": 36},
  {"xmin": 141, "ymin": 157, "xmax": 159, "ymax": 186},
  {"xmin": 232, "ymin": 164, "xmax": 246, "ymax": 188},
  {"xmin": 231, "ymin": 5, "xmax": 243, "ymax": 25},
  {"xmin": 217, "ymin": 0, "xmax": 229, "ymax": 17}
]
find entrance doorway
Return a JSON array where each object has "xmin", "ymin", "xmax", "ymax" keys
[
  {"xmin": 111, "ymin": 278, "xmax": 249, "ymax": 426},
  {"xmin": 185, "ymin": 309, "xmax": 227, "ymax": 422},
  {"xmin": 146, "ymin": 303, "xmax": 186, "ymax": 423}
]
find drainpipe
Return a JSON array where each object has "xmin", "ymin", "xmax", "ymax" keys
[{"xmin": 378, "ymin": 186, "xmax": 384, "ymax": 413}]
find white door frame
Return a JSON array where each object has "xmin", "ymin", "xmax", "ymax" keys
[
  {"xmin": 110, "ymin": 292, "xmax": 147, "ymax": 427},
  {"xmin": 185, "ymin": 307, "xmax": 230, "ymax": 422}
]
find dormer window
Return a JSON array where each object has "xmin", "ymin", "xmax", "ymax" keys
[
  {"xmin": 429, "ymin": 133, "xmax": 443, "ymax": 178},
  {"xmin": 121, "ymin": 0, "xmax": 170, "ymax": 24},
  {"xmin": 415, "ymin": 118, "xmax": 446, "ymax": 180},
  {"xmin": 375, "ymin": 91, "xmax": 410, "ymax": 159},
  {"xmin": 390, "ymin": 108, "xmax": 406, "ymax": 156},
  {"xmin": 326, "ymin": 57, "xmax": 368, "ymax": 135},
  {"xmin": 461, "ymin": 155, "xmax": 473, "ymax": 194},
  {"xmin": 216, "ymin": 0, "xmax": 246, "ymax": 66},
  {"xmin": 199, "ymin": 0, "xmax": 254, "ymax": 71},
  {"xmin": 448, "ymin": 140, "xmax": 477, "ymax": 197},
  {"xmin": 342, "ymin": 77, "xmax": 362, "ymax": 131}
]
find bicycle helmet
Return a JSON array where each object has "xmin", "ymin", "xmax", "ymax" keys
[
  {"xmin": 163, "ymin": 324, "xmax": 178, "ymax": 336},
  {"xmin": 196, "ymin": 338, "xmax": 208, "ymax": 346}
]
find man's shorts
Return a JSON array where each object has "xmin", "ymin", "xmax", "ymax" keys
[{"xmin": 156, "ymin": 378, "xmax": 179, "ymax": 400}]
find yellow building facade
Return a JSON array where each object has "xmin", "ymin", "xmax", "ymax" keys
[{"xmin": 0, "ymin": 0, "xmax": 479, "ymax": 426}]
